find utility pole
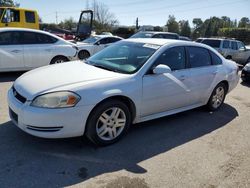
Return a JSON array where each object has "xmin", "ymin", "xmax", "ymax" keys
[
  {"xmin": 136, "ymin": 17, "xmax": 139, "ymax": 30},
  {"xmin": 56, "ymin": 11, "xmax": 58, "ymax": 24}
]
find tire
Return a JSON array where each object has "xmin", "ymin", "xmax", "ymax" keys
[
  {"xmin": 85, "ymin": 100, "xmax": 131, "ymax": 146},
  {"xmin": 50, "ymin": 56, "xmax": 68, "ymax": 64},
  {"xmin": 78, "ymin": 50, "xmax": 90, "ymax": 60},
  {"xmin": 206, "ymin": 83, "xmax": 227, "ymax": 111}
]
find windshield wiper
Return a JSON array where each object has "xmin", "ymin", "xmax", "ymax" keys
[{"xmin": 92, "ymin": 64, "xmax": 118, "ymax": 73}]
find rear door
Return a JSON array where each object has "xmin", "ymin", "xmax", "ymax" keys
[
  {"xmin": 22, "ymin": 31, "xmax": 56, "ymax": 68},
  {"xmin": 185, "ymin": 46, "xmax": 219, "ymax": 104},
  {"xmin": 0, "ymin": 31, "xmax": 24, "ymax": 71}
]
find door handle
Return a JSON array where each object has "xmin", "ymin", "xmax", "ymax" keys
[
  {"xmin": 11, "ymin": 50, "xmax": 21, "ymax": 53},
  {"xmin": 179, "ymin": 75, "xmax": 186, "ymax": 81},
  {"xmin": 45, "ymin": 49, "xmax": 52, "ymax": 52},
  {"xmin": 212, "ymin": 71, "xmax": 218, "ymax": 75}
]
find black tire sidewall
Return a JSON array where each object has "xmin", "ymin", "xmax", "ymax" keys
[
  {"xmin": 207, "ymin": 83, "xmax": 226, "ymax": 111},
  {"xmin": 85, "ymin": 100, "xmax": 131, "ymax": 146},
  {"xmin": 50, "ymin": 56, "xmax": 68, "ymax": 64},
  {"xmin": 78, "ymin": 50, "xmax": 90, "ymax": 60}
]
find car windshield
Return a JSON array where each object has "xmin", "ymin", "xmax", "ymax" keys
[
  {"xmin": 202, "ymin": 39, "xmax": 221, "ymax": 48},
  {"xmin": 87, "ymin": 41, "xmax": 159, "ymax": 74},
  {"xmin": 195, "ymin": 39, "xmax": 203, "ymax": 43},
  {"xmin": 130, "ymin": 32, "xmax": 154, "ymax": 38},
  {"xmin": 82, "ymin": 36, "xmax": 101, "ymax": 44}
]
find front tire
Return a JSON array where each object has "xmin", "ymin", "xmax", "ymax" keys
[
  {"xmin": 78, "ymin": 50, "xmax": 90, "ymax": 60},
  {"xmin": 206, "ymin": 83, "xmax": 227, "ymax": 111},
  {"xmin": 85, "ymin": 100, "xmax": 131, "ymax": 146}
]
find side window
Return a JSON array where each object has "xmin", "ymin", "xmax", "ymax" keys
[
  {"xmin": 231, "ymin": 41, "xmax": 238, "ymax": 50},
  {"xmin": 162, "ymin": 34, "xmax": 178, "ymax": 39},
  {"xmin": 209, "ymin": 51, "xmax": 222, "ymax": 65},
  {"xmin": 152, "ymin": 34, "xmax": 163, "ymax": 38},
  {"xmin": 10, "ymin": 9, "xmax": 20, "ymax": 22},
  {"xmin": 238, "ymin": 42, "xmax": 245, "ymax": 50},
  {"xmin": 0, "ymin": 31, "xmax": 21, "ymax": 45},
  {"xmin": 222, "ymin": 40, "xmax": 230, "ymax": 49},
  {"xmin": 99, "ymin": 38, "xmax": 109, "ymax": 44},
  {"xmin": 0, "ymin": 32, "xmax": 12, "ymax": 45},
  {"xmin": 110, "ymin": 37, "xmax": 121, "ymax": 43},
  {"xmin": 21, "ymin": 32, "xmax": 38, "ymax": 44},
  {"xmin": 188, "ymin": 47, "xmax": 211, "ymax": 68},
  {"xmin": 154, "ymin": 47, "xmax": 186, "ymax": 71},
  {"xmin": 36, "ymin": 33, "xmax": 58, "ymax": 44},
  {"xmin": 25, "ymin": 11, "xmax": 35, "ymax": 23}
]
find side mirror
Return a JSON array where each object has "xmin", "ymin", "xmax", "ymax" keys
[
  {"xmin": 95, "ymin": 41, "xmax": 100, "ymax": 45},
  {"xmin": 153, "ymin": 64, "xmax": 171, "ymax": 74}
]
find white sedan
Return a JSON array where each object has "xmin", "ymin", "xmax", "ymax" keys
[
  {"xmin": 0, "ymin": 28, "xmax": 78, "ymax": 72},
  {"xmin": 8, "ymin": 39, "xmax": 239, "ymax": 146},
  {"xmin": 76, "ymin": 35, "xmax": 122, "ymax": 59}
]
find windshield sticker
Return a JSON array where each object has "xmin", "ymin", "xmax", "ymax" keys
[{"xmin": 143, "ymin": 44, "xmax": 160, "ymax": 49}]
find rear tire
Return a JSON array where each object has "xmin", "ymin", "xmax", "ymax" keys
[
  {"xmin": 85, "ymin": 100, "xmax": 131, "ymax": 146},
  {"xmin": 78, "ymin": 50, "xmax": 90, "ymax": 60},
  {"xmin": 206, "ymin": 83, "xmax": 227, "ymax": 111},
  {"xmin": 50, "ymin": 56, "xmax": 68, "ymax": 64}
]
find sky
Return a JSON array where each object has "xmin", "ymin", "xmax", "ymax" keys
[{"xmin": 18, "ymin": 0, "xmax": 250, "ymax": 26}]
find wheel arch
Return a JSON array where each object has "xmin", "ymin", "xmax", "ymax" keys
[
  {"xmin": 86, "ymin": 95, "xmax": 137, "ymax": 126},
  {"xmin": 50, "ymin": 55, "xmax": 69, "ymax": 64}
]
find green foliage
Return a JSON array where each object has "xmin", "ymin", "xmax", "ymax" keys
[
  {"xmin": 58, "ymin": 17, "xmax": 77, "ymax": 30},
  {"xmin": 112, "ymin": 27, "xmax": 135, "ymax": 38},
  {"xmin": 238, "ymin": 17, "xmax": 250, "ymax": 28},
  {"xmin": 218, "ymin": 28, "xmax": 250, "ymax": 44},
  {"xmin": 0, "ymin": 0, "xmax": 19, "ymax": 7},
  {"xmin": 166, "ymin": 15, "xmax": 179, "ymax": 34},
  {"xmin": 179, "ymin": 20, "xmax": 191, "ymax": 37}
]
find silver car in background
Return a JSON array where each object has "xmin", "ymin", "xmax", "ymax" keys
[{"xmin": 0, "ymin": 28, "xmax": 78, "ymax": 72}]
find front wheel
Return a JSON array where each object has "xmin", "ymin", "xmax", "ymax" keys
[
  {"xmin": 206, "ymin": 83, "xmax": 227, "ymax": 111},
  {"xmin": 50, "ymin": 56, "xmax": 68, "ymax": 64},
  {"xmin": 85, "ymin": 100, "xmax": 131, "ymax": 146}
]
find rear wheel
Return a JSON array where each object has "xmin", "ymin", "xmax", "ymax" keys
[
  {"xmin": 85, "ymin": 100, "xmax": 131, "ymax": 146},
  {"xmin": 78, "ymin": 50, "xmax": 90, "ymax": 60},
  {"xmin": 207, "ymin": 83, "xmax": 227, "ymax": 111},
  {"xmin": 50, "ymin": 56, "xmax": 68, "ymax": 64}
]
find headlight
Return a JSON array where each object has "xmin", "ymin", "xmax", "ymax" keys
[
  {"xmin": 31, "ymin": 91, "xmax": 80, "ymax": 108},
  {"xmin": 243, "ymin": 64, "xmax": 250, "ymax": 71}
]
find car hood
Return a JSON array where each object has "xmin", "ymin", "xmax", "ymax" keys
[{"xmin": 14, "ymin": 61, "xmax": 124, "ymax": 100}]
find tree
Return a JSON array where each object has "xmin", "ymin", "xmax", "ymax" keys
[
  {"xmin": 91, "ymin": 0, "xmax": 118, "ymax": 32},
  {"xmin": 58, "ymin": 17, "xmax": 77, "ymax": 30},
  {"xmin": 0, "ymin": 0, "xmax": 19, "ymax": 7},
  {"xmin": 166, "ymin": 15, "xmax": 179, "ymax": 34},
  {"xmin": 192, "ymin": 18, "xmax": 203, "ymax": 29},
  {"xmin": 238, "ymin": 17, "xmax": 250, "ymax": 28},
  {"xmin": 179, "ymin": 20, "xmax": 191, "ymax": 37}
]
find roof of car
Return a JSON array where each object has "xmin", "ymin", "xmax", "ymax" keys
[
  {"xmin": 124, "ymin": 38, "xmax": 194, "ymax": 46},
  {"xmin": 0, "ymin": 27, "xmax": 69, "ymax": 42},
  {"xmin": 92, "ymin": 35, "xmax": 122, "ymax": 39},
  {"xmin": 137, "ymin": 31, "xmax": 179, "ymax": 35}
]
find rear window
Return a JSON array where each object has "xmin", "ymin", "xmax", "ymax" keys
[
  {"xmin": 25, "ymin": 11, "xmax": 35, "ymax": 23},
  {"xmin": 187, "ymin": 47, "xmax": 211, "ymax": 68},
  {"xmin": 202, "ymin": 39, "xmax": 221, "ymax": 48},
  {"xmin": 152, "ymin": 33, "xmax": 179, "ymax": 40},
  {"xmin": 130, "ymin": 32, "xmax": 153, "ymax": 38}
]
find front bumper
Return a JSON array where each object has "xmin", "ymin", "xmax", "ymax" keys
[
  {"xmin": 8, "ymin": 88, "xmax": 94, "ymax": 138},
  {"xmin": 241, "ymin": 69, "xmax": 250, "ymax": 81}
]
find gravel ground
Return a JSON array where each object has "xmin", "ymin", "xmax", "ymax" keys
[{"xmin": 0, "ymin": 72, "xmax": 250, "ymax": 188}]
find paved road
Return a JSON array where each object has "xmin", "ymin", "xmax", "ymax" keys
[{"xmin": 0, "ymin": 72, "xmax": 250, "ymax": 188}]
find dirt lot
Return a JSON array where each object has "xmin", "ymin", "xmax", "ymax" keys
[{"xmin": 0, "ymin": 72, "xmax": 250, "ymax": 188}]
